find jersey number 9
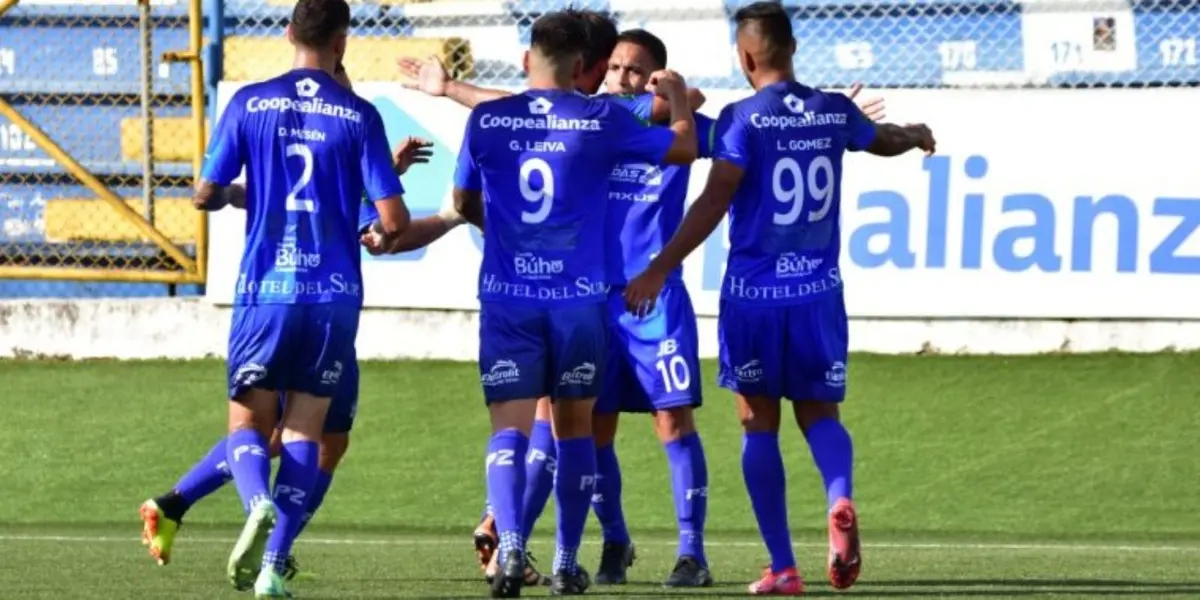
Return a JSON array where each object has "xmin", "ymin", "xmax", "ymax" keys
[
  {"xmin": 771, "ymin": 155, "xmax": 834, "ymax": 226},
  {"xmin": 519, "ymin": 158, "xmax": 554, "ymax": 224}
]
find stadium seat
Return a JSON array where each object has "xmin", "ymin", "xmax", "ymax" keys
[
  {"xmin": 223, "ymin": 35, "xmax": 474, "ymax": 81},
  {"xmin": 119, "ymin": 117, "xmax": 207, "ymax": 163},
  {"xmin": 44, "ymin": 197, "xmax": 196, "ymax": 244}
]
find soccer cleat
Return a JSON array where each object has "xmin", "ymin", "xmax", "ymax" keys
[
  {"xmin": 594, "ymin": 541, "xmax": 635, "ymax": 585},
  {"xmin": 487, "ymin": 549, "xmax": 549, "ymax": 586},
  {"xmin": 280, "ymin": 555, "xmax": 300, "ymax": 581},
  {"xmin": 550, "ymin": 567, "xmax": 591, "ymax": 596},
  {"xmin": 139, "ymin": 499, "xmax": 180, "ymax": 566},
  {"xmin": 253, "ymin": 567, "xmax": 293, "ymax": 599},
  {"xmin": 490, "ymin": 549, "xmax": 525, "ymax": 598},
  {"xmin": 663, "ymin": 555, "xmax": 713, "ymax": 588},
  {"xmin": 474, "ymin": 513, "xmax": 498, "ymax": 572},
  {"xmin": 228, "ymin": 501, "xmax": 277, "ymax": 591},
  {"xmin": 827, "ymin": 498, "xmax": 862, "ymax": 590},
  {"xmin": 748, "ymin": 567, "xmax": 804, "ymax": 596}
]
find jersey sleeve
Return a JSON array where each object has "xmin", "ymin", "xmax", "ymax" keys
[
  {"xmin": 357, "ymin": 195, "xmax": 380, "ymax": 233},
  {"xmin": 453, "ymin": 113, "xmax": 482, "ymax": 192},
  {"xmin": 712, "ymin": 103, "xmax": 749, "ymax": 169},
  {"xmin": 360, "ymin": 106, "xmax": 405, "ymax": 201},
  {"xmin": 607, "ymin": 102, "xmax": 674, "ymax": 165},
  {"xmin": 199, "ymin": 93, "xmax": 245, "ymax": 185},
  {"xmin": 841, "ymin": 95, "xmax": 878, "ymax": 152},
  {"xmin": 695, "ymin": 112, "xmax": 718, "ymax": 159}
]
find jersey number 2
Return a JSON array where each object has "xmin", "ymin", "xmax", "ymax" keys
[
  {"xmin": 771, "ymin": 155, "xmax": 834, "ymax": 226},
  {"xmin": 519, "ymin": 158, "xmax": 554, "ymax": 224},
  {"xmin": 286, "ymin": 143, "xmax": 315, "ymax": 212}
]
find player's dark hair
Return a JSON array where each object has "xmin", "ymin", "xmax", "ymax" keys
[
  {"xmin": 290, "ymin": 0, "xmax": 351, "ymax": 49},
  {"xmin": 617, "ymin": 28, "xmax": 668, "ymax": 69},
  {"xmin": 529, "ymin": 11, "xmax": 589, "ymax": 66},
  {"xmin": 564, "ymin": 9, "xmax": 619, "ymax": 70},
  {"xmin": 733, "ymin": 1, "xmax": 795, "ymax": 58}
]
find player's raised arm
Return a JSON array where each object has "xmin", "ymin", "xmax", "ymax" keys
[
  {"xmin": 838, "ymin": 95, "xmax": 935, "ymax": 157},
  {"xmin": 397, "ymin": 55, "xmax": 511, "ymax": 109},
  {"xmin": 361, "ymin": 108, "xmax": 410, "ymax": 243},
  {"xmin": 193, "ymin": 94, "xmax": 247, "ymax": 211},
  {"xmin": 647, "ymin": 85, "xmax": 706, "ymax": 122},
  {"xmin": 646, "ymin": 69, "xmax": 697, "ymax": 165},
  {"xmin": 624, "ymin": 104, "xmax": 746, "ymax": 314}
]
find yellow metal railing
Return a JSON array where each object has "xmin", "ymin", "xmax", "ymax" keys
[{"xmin": 0, "ymin": 0, "xmax": 208, "ymax": 284}]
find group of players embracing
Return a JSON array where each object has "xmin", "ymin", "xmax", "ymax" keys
[{"xmin": 137, "ymin": 0, "xmax": 935, "ymax": 597}]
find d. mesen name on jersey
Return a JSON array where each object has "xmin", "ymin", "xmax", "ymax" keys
[
  {"xmin": 246, "ymin": 95, "xmax": 363, "ymax": 123},
  {"xmin": 479, "ymin": 113, "xmax": 601, "ymax": 131},
  {"xmin": 749, "ymin": 111, "xmax": 847, "ymax": 129}
]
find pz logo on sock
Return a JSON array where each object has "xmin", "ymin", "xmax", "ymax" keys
[
  {"xmin": 579, "ymin": 475, "xmax": 596, "ymax": 491},
  {"xmin": 274, "ymin": 485, "xmax": 308, "ymax": 507},
  {"xmin": 232, "ymin": 444, "xmax": 266, "ymax": 462}
]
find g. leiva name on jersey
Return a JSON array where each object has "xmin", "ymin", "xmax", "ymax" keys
[
  {"xmin": 716, "ymin": 82, "xmax": 875, "ymax": 306},
  {"xmin": 456, "ymin": 90, "xmax": 675, "ymax": 306}
]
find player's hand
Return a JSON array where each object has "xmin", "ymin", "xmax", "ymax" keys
[
  {"xmin": 846, "ymin": 82, "xmax": 886, "ymax": 122},
  {"xmin": 360, "ymin": 225, "xmax": 388, "ymax": 255},
  {"xmin": 904, "ymin": 123, "xmax": 936, "ymax": 156},
  {"xmin": 397, "ymin": 55, "xmax": 450, "ymax": 97},
  {"xmin": 646, "ymin": 69, "xmax": 687, "ymax": 100},
  {"xmin": 393, "ymin": 137, "xmax": 434, "ymax": 175},
  {"xmin": 623, "ymin": 268, "xmax": 668, "ymax": 317}
]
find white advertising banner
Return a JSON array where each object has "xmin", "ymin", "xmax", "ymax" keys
[{"xmin": 206, "ymin": 84, "xmax": 1200, "ymax": 319}]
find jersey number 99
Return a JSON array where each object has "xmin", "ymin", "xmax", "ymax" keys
[
  {"xmin": 771, "ymin": 155, "xmax": 834, "ymax": 226},
  {"xmin": 519, "ymin": 158, "xmax": 554, "ymax": 224}
]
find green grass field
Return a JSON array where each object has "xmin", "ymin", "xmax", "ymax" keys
[{"xmin": 2, "ymin": 354, "xmax": 1199, "ymax": 598}]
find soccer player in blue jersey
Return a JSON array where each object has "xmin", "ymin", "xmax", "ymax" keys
[
  {"xmin": 192, "ymin": 0, "xmax": 408, "ymax": 596},
  {"xmin": 451, "ymin": 10, "xmax": 698, "ymax": 596},
  {"xmin": 584, "ymin": 28, "xmax": 716, "ymax": 588},
  {"xmin": 140, "ymin": 61, "xmax": 431, "ymax": 577},
  {"xmin": 623, "ymin": 2, "xmax": 935, "ymax": 596}
]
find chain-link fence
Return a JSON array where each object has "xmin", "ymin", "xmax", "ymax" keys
[
  {"xmin": 0, "ymin": 0, "xmax": 205, "ymax": 298},
  {"xmin": 222, "ymin": 0, "xmax": 1199, "ymax": 88}
]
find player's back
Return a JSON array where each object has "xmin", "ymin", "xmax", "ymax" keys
[
  {"xmin": 462, "ymin": 89, "xmax": 674, "ymax": 306},
  {"xmin": 227, "ymin": 68, "xmax": 382, "ymax": 306},
  {"xmin": 717, "ymin": 81, "xmax": 875, "ymax": 306}
]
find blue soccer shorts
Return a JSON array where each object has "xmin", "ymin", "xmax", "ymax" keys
[
  {"xmin": 227, "ymin": 304, "xmax": 360, "ymax": 401},
  {"xmin": 275, "ymin": 356, "xmax": 359, "ymax": 434},
  {"xmin": 717, "ymin": 291, "xmax": 848, "ymax": 402},
  {"xmin": 596, "ymin": 283, "xmax": 703, "ymax": 415},
  {"xmin": 478, "ymin": 301, "xmax": 607, "ymax": 404}
]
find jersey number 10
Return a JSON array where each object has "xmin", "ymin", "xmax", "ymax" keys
[{"xmin": 771, "ymin": 155, "xmax": 834, "ymax": 226}]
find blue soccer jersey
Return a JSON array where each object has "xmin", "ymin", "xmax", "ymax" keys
[
  {"xmin": 456, "ymin": 89, "xmax": 675, "ymax": 403},
  {"xmin": 714, "ymin": 81, "xmax": 875, "ymax": 307},
  {"xmin": 454, "ymin": 89, "xmax": 675, "ymax": 307},
  {"xmin": 714, "ymin": 82, "xmax": 875, "ymax": 402},
  {"xmin": 202, "ymin": 68, "xmax": 403, "ymax": 307},
  {"xmin": 600, "ymin": 93, "xmax": 717, "ymax": 286},
  {"xmin": 205, "ymin": 68, "xmax": 401, "ymax": 398}
]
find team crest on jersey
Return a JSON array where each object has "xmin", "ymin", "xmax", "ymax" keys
[
  {"xmin": 825, "ymin": 361, "xmax": 847, "ymax": 387},
  {"xmin": 295, "ymin": 77, "xmax": 320, "ymax": 98},
  {"xmin": 783, "ymin": 94, "xmax": 804, "ymax": 113},
  {"xmin": 528, "ymin": 96, "xmax": 553, "ymax": 115}
]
